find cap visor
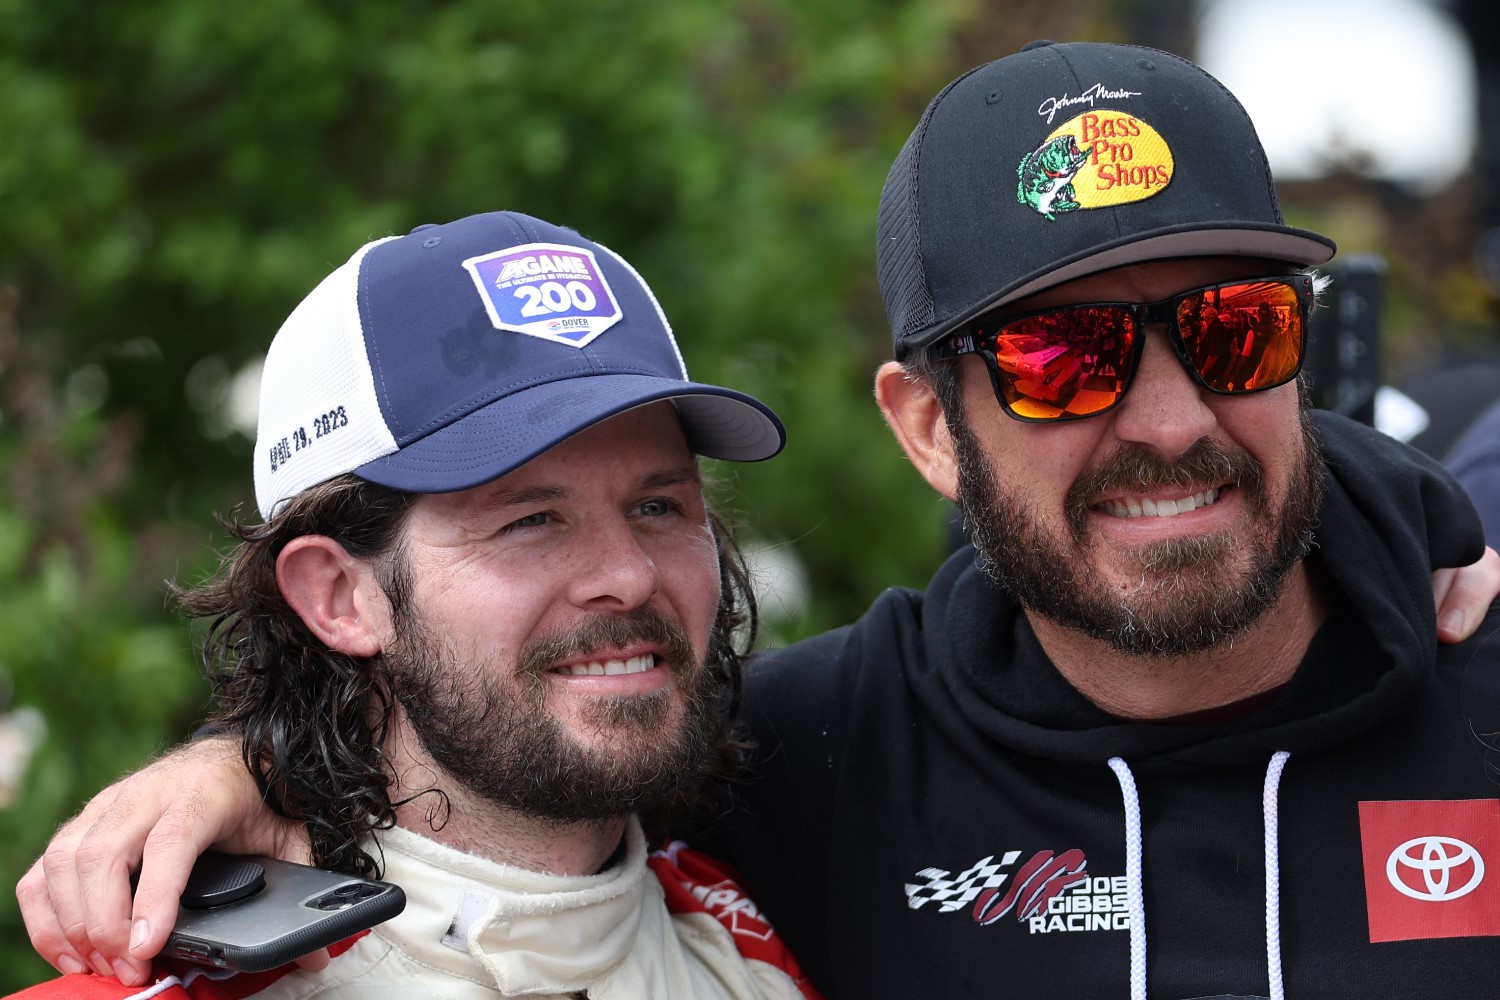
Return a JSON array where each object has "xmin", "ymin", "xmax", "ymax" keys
[
  {"xmin": 354, "ymin": 373, "xmax": 785, "ymax": 495},
  {"xmin": 911, "ymin": 222, "xmax": 1336, "ymax": 352}
]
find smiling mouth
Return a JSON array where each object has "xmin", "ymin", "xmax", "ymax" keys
[
  {"xmin": 553, "ymin": 653, "xmax": 657, "ymax": 677},
  {"xmin": 1098, "ymin": 486, "xmax": 1223, "ymax": 520}
]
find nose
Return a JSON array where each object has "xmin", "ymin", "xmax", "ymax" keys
[
  {"xmin": 1109, "ymin": 325, "xmax": 1217, "ymax": 459},
  {"xmin": 565, "ymin": 517, "xmax": 662, "ymax": 612}
]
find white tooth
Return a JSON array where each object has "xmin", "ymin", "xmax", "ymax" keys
[
  {"xmin": 560, "ymin": 654, "xmax": 657, "ymax": 677},
  {"xmin": 1103, "ymin": 488, "xmax": 1222, "ymax": 521}
]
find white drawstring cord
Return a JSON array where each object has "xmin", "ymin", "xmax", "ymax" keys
[
  {"xmin": 1108, "ymin": 757, "xmax": 1148, "ymax": 1000},
  {"xmin": 1107, "ymin": 752, "xmax": 1293, "ymax": 1000},
  {"xmin": 1263, "ymin": 751, "xmax": 1291, "ymax": 1000},
  {"xmin": 123, "ymin": 966, "xmax": 239, "ymax": 1000}
]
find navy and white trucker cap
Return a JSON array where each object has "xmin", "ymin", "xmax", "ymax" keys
[{"xmin": 254, "ymin": 210, "xmax": 785, "ymax": 519}]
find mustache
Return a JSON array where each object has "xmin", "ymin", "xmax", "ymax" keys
[
  {"xmin": 515, "ymin": 606, "xmax": 698, "ymax": 678},
  {"xmin": 1064, "ymin": 439, "xmax": 1265, "ymax": 536}
]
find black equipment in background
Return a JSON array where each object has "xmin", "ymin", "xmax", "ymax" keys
[{"xmin": 1303, "ymin": 255, "xmax": 1386, "ymax": 426}]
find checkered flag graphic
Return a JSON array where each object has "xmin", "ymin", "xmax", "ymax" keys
[{"xmin": 904, "ymin": 851, "xmax": 1023, "ymax": 912}]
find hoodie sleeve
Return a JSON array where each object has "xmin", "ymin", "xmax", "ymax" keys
[{"xmin": 1313, "ymin": 410, "xmax": 1484, "ymax": 572}]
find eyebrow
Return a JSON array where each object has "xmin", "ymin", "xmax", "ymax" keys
[
  {"xmin": 485, "ymin": 485, "xmax": 568, "ymax": 508},
  {"xmin": 480, "ymin": 465, "xmax": 703, "ymax": 510},
  {"xmin": 638, "ymin": 466, "xmax": 703, "ymax": 491}
]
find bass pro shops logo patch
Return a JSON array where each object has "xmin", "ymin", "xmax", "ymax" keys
[
  {"xmin": 1358, "ymin": 799, "xmax": 1500, "ymax": 942},
  {"xmin": 1016, "ymin": 111, "xmax": 1173, "ymax": 220}
]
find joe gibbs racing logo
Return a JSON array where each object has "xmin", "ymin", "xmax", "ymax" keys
[
  {"xmin": 905, "ymin": 849, "xmax": 1130, "ymax": 934},
  {"xmin": 1016, "ymin": 111, "xmax": 1173, "ymax": 220}
]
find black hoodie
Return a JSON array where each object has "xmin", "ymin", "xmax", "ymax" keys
[{"xmin": 721, "ymin": 413, "xmax": 1500, "ymax": 999}]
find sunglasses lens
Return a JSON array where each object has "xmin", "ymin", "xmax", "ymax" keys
[
  {"xmin": 1175, "ymin": 280, "xmax": 1304, "ymax": 393},
  {"xmin": 993, "ymin": 307, "xmax": 1137, "ymax": 419}
]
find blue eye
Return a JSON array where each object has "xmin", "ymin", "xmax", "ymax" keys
[
  {"xmin": 510, "ymin": 511, "xmax": 550, "ymax": 529},
  {"xmin": 637, "ymin": 499, "xmax": 678, "ymax": 517}
]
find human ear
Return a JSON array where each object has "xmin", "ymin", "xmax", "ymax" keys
[
  {"xmin": 276, "ymin": 536, "xmax": 385, "ymax": 657},
  {"xmin": 874, "ymin": 361, "xmax": 959, "ymax": 501}
]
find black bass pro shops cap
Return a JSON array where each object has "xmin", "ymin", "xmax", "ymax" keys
[{"xmin": 877, "ymin": 40, "xmax": 1336, "ymax": 359}]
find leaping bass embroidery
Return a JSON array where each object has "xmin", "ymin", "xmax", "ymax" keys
[{"xmin": 1016, "ymin": 135, "xmax": 1094, "ymax": 220}]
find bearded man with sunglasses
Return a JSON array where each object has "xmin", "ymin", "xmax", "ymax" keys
[
  {"xmin": 720, "ymin": 41, "xmax": 1500, "ymax": 999},
  {"xmin": 17, "ymin": 41, "xmax": 1500, "ymax": 1000}
]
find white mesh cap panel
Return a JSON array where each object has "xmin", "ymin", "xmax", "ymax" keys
[{"xmin": 253, "ymin": 237, "xmax": 400, "ymax": 519}]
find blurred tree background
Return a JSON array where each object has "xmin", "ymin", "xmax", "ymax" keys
[{"xmin": 1, "ymin": 0, "xmax": 1496, "ymax": 987}]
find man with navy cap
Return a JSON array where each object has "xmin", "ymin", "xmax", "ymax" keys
[
  {"xmin": 10, "ymin": 210, "xmax": 817, "ymax": 998},
  {"xmin": 18, "ymin": 42, "xmax": 1500, "ymax": 999}
]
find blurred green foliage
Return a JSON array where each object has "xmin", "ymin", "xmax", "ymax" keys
[{"xmin": 1, "ymin": 0, "xmax": 1493, "ymax": 988}]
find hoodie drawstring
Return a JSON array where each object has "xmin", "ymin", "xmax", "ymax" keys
[
  {"xmin": 1262, "ymin": 750, "xmax": 1291, "ymax": 1000},
  {"xmin": 1106, "ymin": 757, "xmax": 1148, "ymax": 1000},
  {"xmin": 1106, "ymin": 752, "xmax": 1292, "ymax": 1000}
]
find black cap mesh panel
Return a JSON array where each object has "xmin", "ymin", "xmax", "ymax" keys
[
  {"xmin": 876, "ymin": 130, "xmax": 932, "ymax": 353},
  {"xmin": 876, "ymin": 71, "xmax": 976, "ymax": 358}
]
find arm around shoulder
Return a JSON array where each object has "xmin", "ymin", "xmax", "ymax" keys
[{"xmin": 16, "ymin": 735, "xmax": 306, "ymax": 987}]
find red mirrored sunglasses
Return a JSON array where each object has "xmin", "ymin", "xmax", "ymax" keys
[{"xmin": 927, "ymin": 274, "xmax": 1316, "ymax": 422}]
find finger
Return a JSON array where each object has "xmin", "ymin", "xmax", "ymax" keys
[
  {"xmin": 38, "ymin": 807, "xmax": 132, "ymax": 979},
  {"xmin": 18, "ymin": 855, "xmax": 92, "ymax": 977},
  {"xmin": 294, "ymin": 947, "xmax": 331, "ymax": 972},
  {"xmin": 72, "ymin": 778, "xmax": 198, "ymax": 985},
  {"xmin": 122, "ymin": 799, "xmax": 224, "ymax": 978},
  {"xmin": 1436, "ymin": 546, "xmax": 1500, "ymax": 643},
  {"xmin": 128, "ymin": 740, "xmax": 261, "ymax": 963},
  {"xmin": 26, "ymin": 787, "xmax": 122, "ymax": 975},
  {"xmin": 1431, "ymin": 566, "xmax": 1458, "ymax": 627}
]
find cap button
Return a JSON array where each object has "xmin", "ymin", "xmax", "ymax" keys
[{"xmin": 1021, "ymin": 39, "xmax": 1055, "ymax": 51}]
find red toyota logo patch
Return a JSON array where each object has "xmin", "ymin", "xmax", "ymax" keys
[{"xmin": 1358, "ymin": 799, "xmax": 1500, "ymax": 942}]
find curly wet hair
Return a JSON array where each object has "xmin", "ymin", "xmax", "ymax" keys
[{"xmin": 175, "ymin": 473, "xmax": 758, "ymax": 878}]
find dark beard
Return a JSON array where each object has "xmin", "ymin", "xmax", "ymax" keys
[
  {"xmin": 952, "ymin": 398, "xmax": 1324, "ymax": 656},
  {"xmin": 382, "ymin": 605, "xmax": 721, "ymax": 825}
]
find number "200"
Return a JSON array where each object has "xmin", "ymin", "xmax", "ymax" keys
[{"xmin": 515, "ymin": 280, "xmax": 597, "ymax": 317}]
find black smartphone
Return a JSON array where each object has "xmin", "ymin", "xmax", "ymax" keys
[{"xmin": 162, "ymin": 851, "xmax": 406, "ymax": 973}]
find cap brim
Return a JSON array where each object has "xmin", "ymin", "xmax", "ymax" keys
[
  {"xmin": 354, "ymin": 373, "xmax": 785, "ymax": 495},
  {"xmin": 908, "ymin": 221, "xmax": 1336, "ymax": 353}
]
